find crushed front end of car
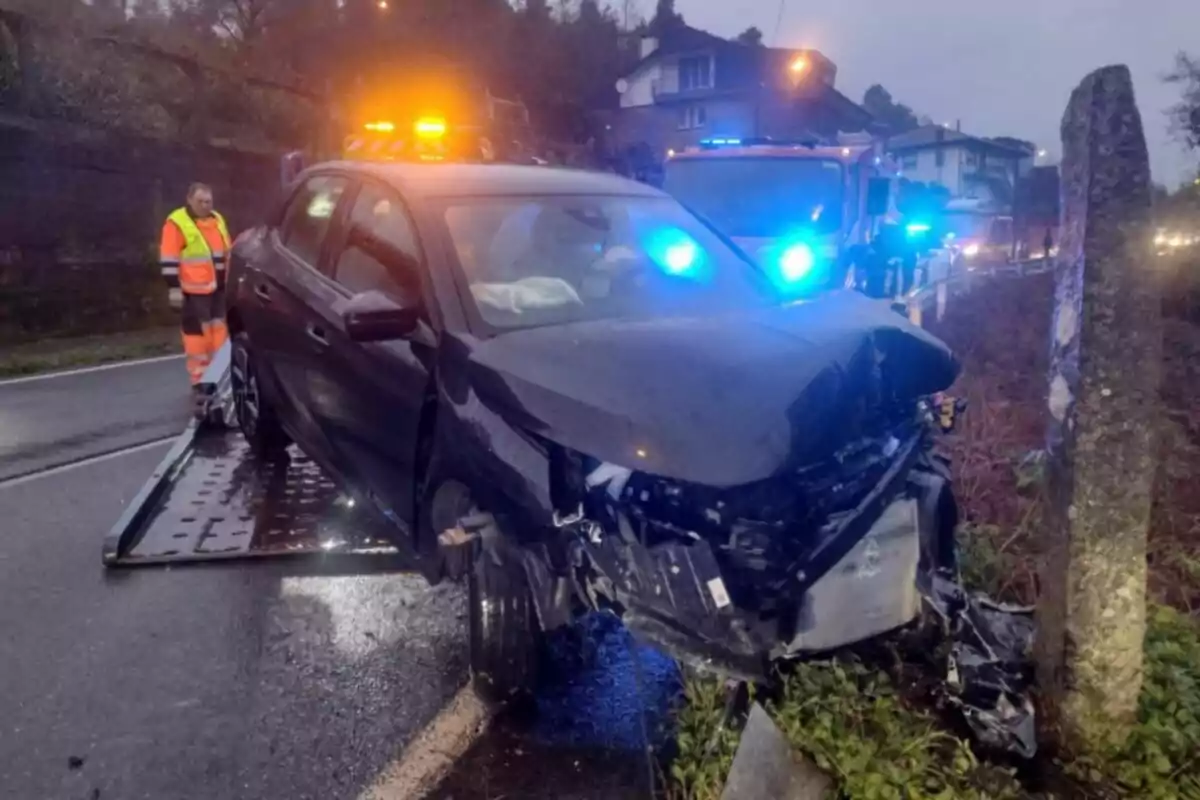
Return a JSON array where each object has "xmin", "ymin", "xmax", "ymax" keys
[
  {"xmin": 542, "ymin": 399, "xmax": 959, "ymax": 679},
  {"xmin": 448, "ymin": 291, "xmax": 962, "ymax": 684}
]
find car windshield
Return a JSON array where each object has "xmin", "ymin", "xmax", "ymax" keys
[
  {"xmin": 441, "ymin": 194, "xmax": 774, "ymax": 330},
  {"xmin": 944, "ymin": 213, "xmax": 992, "ymax": 241},
  {"xmin": 663, "ymin": 157, "xmax": 845, "ymax": 238}
]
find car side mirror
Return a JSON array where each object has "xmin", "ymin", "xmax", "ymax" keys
[{"xmin": 340, "ymin": 290, "xmax": 420, "ymax": 342}]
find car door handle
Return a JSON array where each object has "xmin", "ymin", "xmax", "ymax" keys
[
  {"xmin": 305, "ymin": 323, "xmax": 328, "ymax": 346},
  {"xmin": 254, "ymin": 284, "xmax": 272, "ymax": 303}
]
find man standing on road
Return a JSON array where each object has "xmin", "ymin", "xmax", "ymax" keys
[{"xmin": 159, "ymin": 183, "xmax": 232, "ymax": 396}]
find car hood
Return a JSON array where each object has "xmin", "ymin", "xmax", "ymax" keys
[
  {"xmin": 463, "ymin": 291, "xmax": 958, "ymax": 487},
  {"xmin": 732, "ymin": 235, "xmax": 841, "ymax": 264}
]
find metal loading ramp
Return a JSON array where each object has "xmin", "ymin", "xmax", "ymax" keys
[{"xmin": 102, "ymin": 342, "xmax": 398, "ymax": 567}]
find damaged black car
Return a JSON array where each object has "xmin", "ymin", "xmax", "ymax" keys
[{"xmin": 226, "ymin": 161, "xmax": 961, "ymax": 699}]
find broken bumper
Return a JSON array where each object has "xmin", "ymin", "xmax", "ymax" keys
[{"xmin": 570, "ymin": 433, "xmax": 948, "ymax": 677}]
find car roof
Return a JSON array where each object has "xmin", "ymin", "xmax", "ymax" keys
[{"xmin": 315, "ymin": 161, "xmax": 665, "ymax": 200}]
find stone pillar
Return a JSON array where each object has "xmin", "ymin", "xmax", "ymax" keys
[{"xmin": 1035, "ymin": 65, "xmax": 1160, "ymax": 749}]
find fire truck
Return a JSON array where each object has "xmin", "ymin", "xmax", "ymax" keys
[{"xmin": 661, "ymin": 136, "xmax": 952, "ymax": 296}]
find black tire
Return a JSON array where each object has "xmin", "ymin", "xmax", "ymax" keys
[
  {"xmin": 468, "ymin": 540, "xmax": 540, "ymax": 704},
  {"xmin": 230, "ymin": 332, "xmax": 289, "ymax": 456}
]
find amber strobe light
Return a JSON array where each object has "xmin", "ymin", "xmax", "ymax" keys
[{"xmin": 414, "ymin": 117, "xmax": 447, "ymax": 139}]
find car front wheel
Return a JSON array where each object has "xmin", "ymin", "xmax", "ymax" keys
[
  {"xmin": 231, "ymin": 332, "xmax": 289, "ymax": 456},
  {"xmin": 468, "ymin": 538, "xmax": 541, "ymax": 704}
]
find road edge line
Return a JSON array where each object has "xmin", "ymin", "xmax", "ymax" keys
[
  {"xmin": 359, "ymin": 683, "xmax": 492, "ymax": 800},
  {"xmin": 0, "ymin": 354, "xmax": 183, "ymax": 386},
  {"xmin": 0, "ymin": 437, "xmax": 177, "ymax": 490}
]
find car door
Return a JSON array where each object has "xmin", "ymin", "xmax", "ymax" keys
[
  {"xmin": 245, "ymin": 172, "xmax": 351, "ymax": 461},
  {"xmin": 301, "ymin": 178, "xmax": 434, "ymax": 529}
]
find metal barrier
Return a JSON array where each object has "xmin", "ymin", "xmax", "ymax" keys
[{"xmin": 902, "ymin": 258, "xmax": 1053, "ymax": 328}]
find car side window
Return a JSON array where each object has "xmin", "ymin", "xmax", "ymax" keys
[
  {"xmin": 330, "ymin": 183, "xmax": 423, "ymax": 301},
  {"xmin": 280, "ymin": 175, "xmax": 349, "ymax": 267}
]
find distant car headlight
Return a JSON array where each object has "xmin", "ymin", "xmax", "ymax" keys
[{"xmin": 962, "ymin": 243, "xmax": 981, "ymax": 258}]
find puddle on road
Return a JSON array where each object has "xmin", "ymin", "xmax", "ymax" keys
[{"xmin": 432, "ymin": 613, "xmax": 682, "ymax": 800}]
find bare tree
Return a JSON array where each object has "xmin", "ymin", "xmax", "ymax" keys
[{"xmin": 1165, "ymin": 51, "xmax": 1200, "ymax": 151}]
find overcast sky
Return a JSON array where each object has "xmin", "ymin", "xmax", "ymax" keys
[{"xmin": 674, "ymin": 0, "xmax": 1198, "ymax": 187}]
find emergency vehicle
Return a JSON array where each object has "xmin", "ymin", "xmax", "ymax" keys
[
  {"xmin": 662, "ymin": 136, "xmax": 953, "ymax": 294},
  {"xmin": 339, "ymin": 88, "xmax": 536, "ymax": 165},
  {"xmin": 941, "ymin": 207, "xmax": 1016, "ymax": 267}
]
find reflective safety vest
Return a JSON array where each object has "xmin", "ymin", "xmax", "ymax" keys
[{"xmin": 167, "ymin": 208, "xmax": 231, "ymax": 294}]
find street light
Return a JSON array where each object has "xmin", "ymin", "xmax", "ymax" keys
[
  {"xmin": 377, "ymin": 0, "xmax": 388, "ymax": 8},
  {"xmin": 1038, "ymin": 149, "xmax": 1048, "ymax": 158},
  {"xmin": 789, "ymin": 56, "xmax": 808, "ymax": 74}
]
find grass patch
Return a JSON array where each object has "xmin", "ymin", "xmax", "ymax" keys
[
  {"xmin": 669, "ymin": 680, "xmax": 743, "ymax": 800},
  {"xmin": 1064, "ymin": 605, "xmax": 1200, "ymax": 799},
  {"xmin": 666, "ymin": 605, "xmax": 1200, "ymax": 800},
  {"xmin": 0, "ymin": 326, "xmax": 179, "ymax": 378},
  {"xmin": 669, "ymin": 659, "xmax": 1025, "ymax": 800}
]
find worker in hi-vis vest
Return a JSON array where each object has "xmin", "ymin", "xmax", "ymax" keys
[{"xmin": 159, "ymin": 183, "xmax": 232, "ymax": 393}]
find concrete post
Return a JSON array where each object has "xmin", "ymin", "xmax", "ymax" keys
[{"xmin": 1035, "ymin": 65, "xmax": 1160, "ymax": 749}]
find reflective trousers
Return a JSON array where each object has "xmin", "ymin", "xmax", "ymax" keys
[{"xmin": 181, "ymin": 290, "xmax": 228, "ymax": 385}]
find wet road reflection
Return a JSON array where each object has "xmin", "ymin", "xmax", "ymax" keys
[{"xmin": 434, "ymin": 614, "xmax": 682, "ymax": 800}]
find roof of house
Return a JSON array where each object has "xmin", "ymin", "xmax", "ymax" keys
[
  {"xmin": 887, "ymin": 125, "xmax": 1032, "ymax": 157},
  {"xmin": 628, "ymin": 25, "xmax": 737, "ymax": 71},
  {"xmin": 626, "ymin": 24, "xmax": 832, "ymax": 75},
  {"xmin": 622, "ymin": 25, "xmax": 867, "ymax": 127}
]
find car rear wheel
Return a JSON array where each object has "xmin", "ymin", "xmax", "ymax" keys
[
  {"xmin": 231, "ymin": 332, "xmax": 289, "ymax": 456},
  {"xmin": 468, "ymin": 541, "xmax": 541, "ymax": 704}
]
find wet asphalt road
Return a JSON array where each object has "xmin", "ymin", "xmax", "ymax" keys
[
  {"xmin": 0, "ymin": 358, "xmax": 189, "ymax": 481},
  {"xmin": 0, "ymin": 360, "xmax": 677, "ymax": 800},
  {"xmin": 0, "ymin": 364, "xmax": 471, "ymax": 800}
]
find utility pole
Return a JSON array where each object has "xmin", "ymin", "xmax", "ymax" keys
[{"xmin": 1035, "ymin": 64, "xmax": 1160, "ymax": 752}]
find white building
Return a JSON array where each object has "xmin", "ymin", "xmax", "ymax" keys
[{"xmin": 887, "ymin": 125, "xmax": 1035, "ymax": 211}]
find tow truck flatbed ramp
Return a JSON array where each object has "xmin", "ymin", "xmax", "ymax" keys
[{"xmin": 102, "ymin": 343, "xmax": 398, "ymax": 567}]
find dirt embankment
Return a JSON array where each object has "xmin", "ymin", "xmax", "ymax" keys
[{"xmin": 927, "ymin": 260, "xmax": 1200, "ymax": 613}]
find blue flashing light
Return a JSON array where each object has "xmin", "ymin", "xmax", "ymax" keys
[
  {"xmin": 662, "ymin": 240, "xmax": 700, "ymax": 275},
  {"xmin": 700, "ymin": 137, "xmax": 742, "ymax": 146},
  {"xmin": 644, "ymin": 227, "xmax": 706, "ymax": 279},
  {"xmin": 906, "ymin": 222, "xmax": 932, "ymax": 237},
  {"xmin": 779, "ymin": 242, "xmax": 815, "ymax": 283},
  {"xmin": 762, "ymin": 233, "xmax": 824, "ymax": 296}
]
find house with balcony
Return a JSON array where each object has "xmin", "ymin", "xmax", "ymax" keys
[
  {"xmin": 610, "ymin": 26, "xmax": 872, "ymax": 168},
  {"xmin": 886, "ymin": 124, "xmax": 1035, "ymax": 211}
]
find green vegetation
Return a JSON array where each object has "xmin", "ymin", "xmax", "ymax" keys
[
  {"xmin": 669, "ymin": 658, "xmax": 1023, "ymax": 800},
  {"xmin": 0, "ymin": 327, "xmax": 178, "ymax": 378},
  {"xmin": 767, "ymin": 660, "xmax": 1022, "ymax": 800},
  {"xmin": 669, "ymin": 679, "xmax": 742, "ymax": 800},
  {"xmin": 1063, "ymin": 606, "xmax": 1200, "ymax": 800}
]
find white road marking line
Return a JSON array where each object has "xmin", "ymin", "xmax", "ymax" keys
[
  {"xmin": 0, "ymin": 437, "xmax": 176, "ymax": 490},
  {"xmin": 0, "ymin": 354, "xmax": 183, "ymax": 386},
  {"xmin": 359, "ymin": 684, "xmax": 492, "ymax": 800}
]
